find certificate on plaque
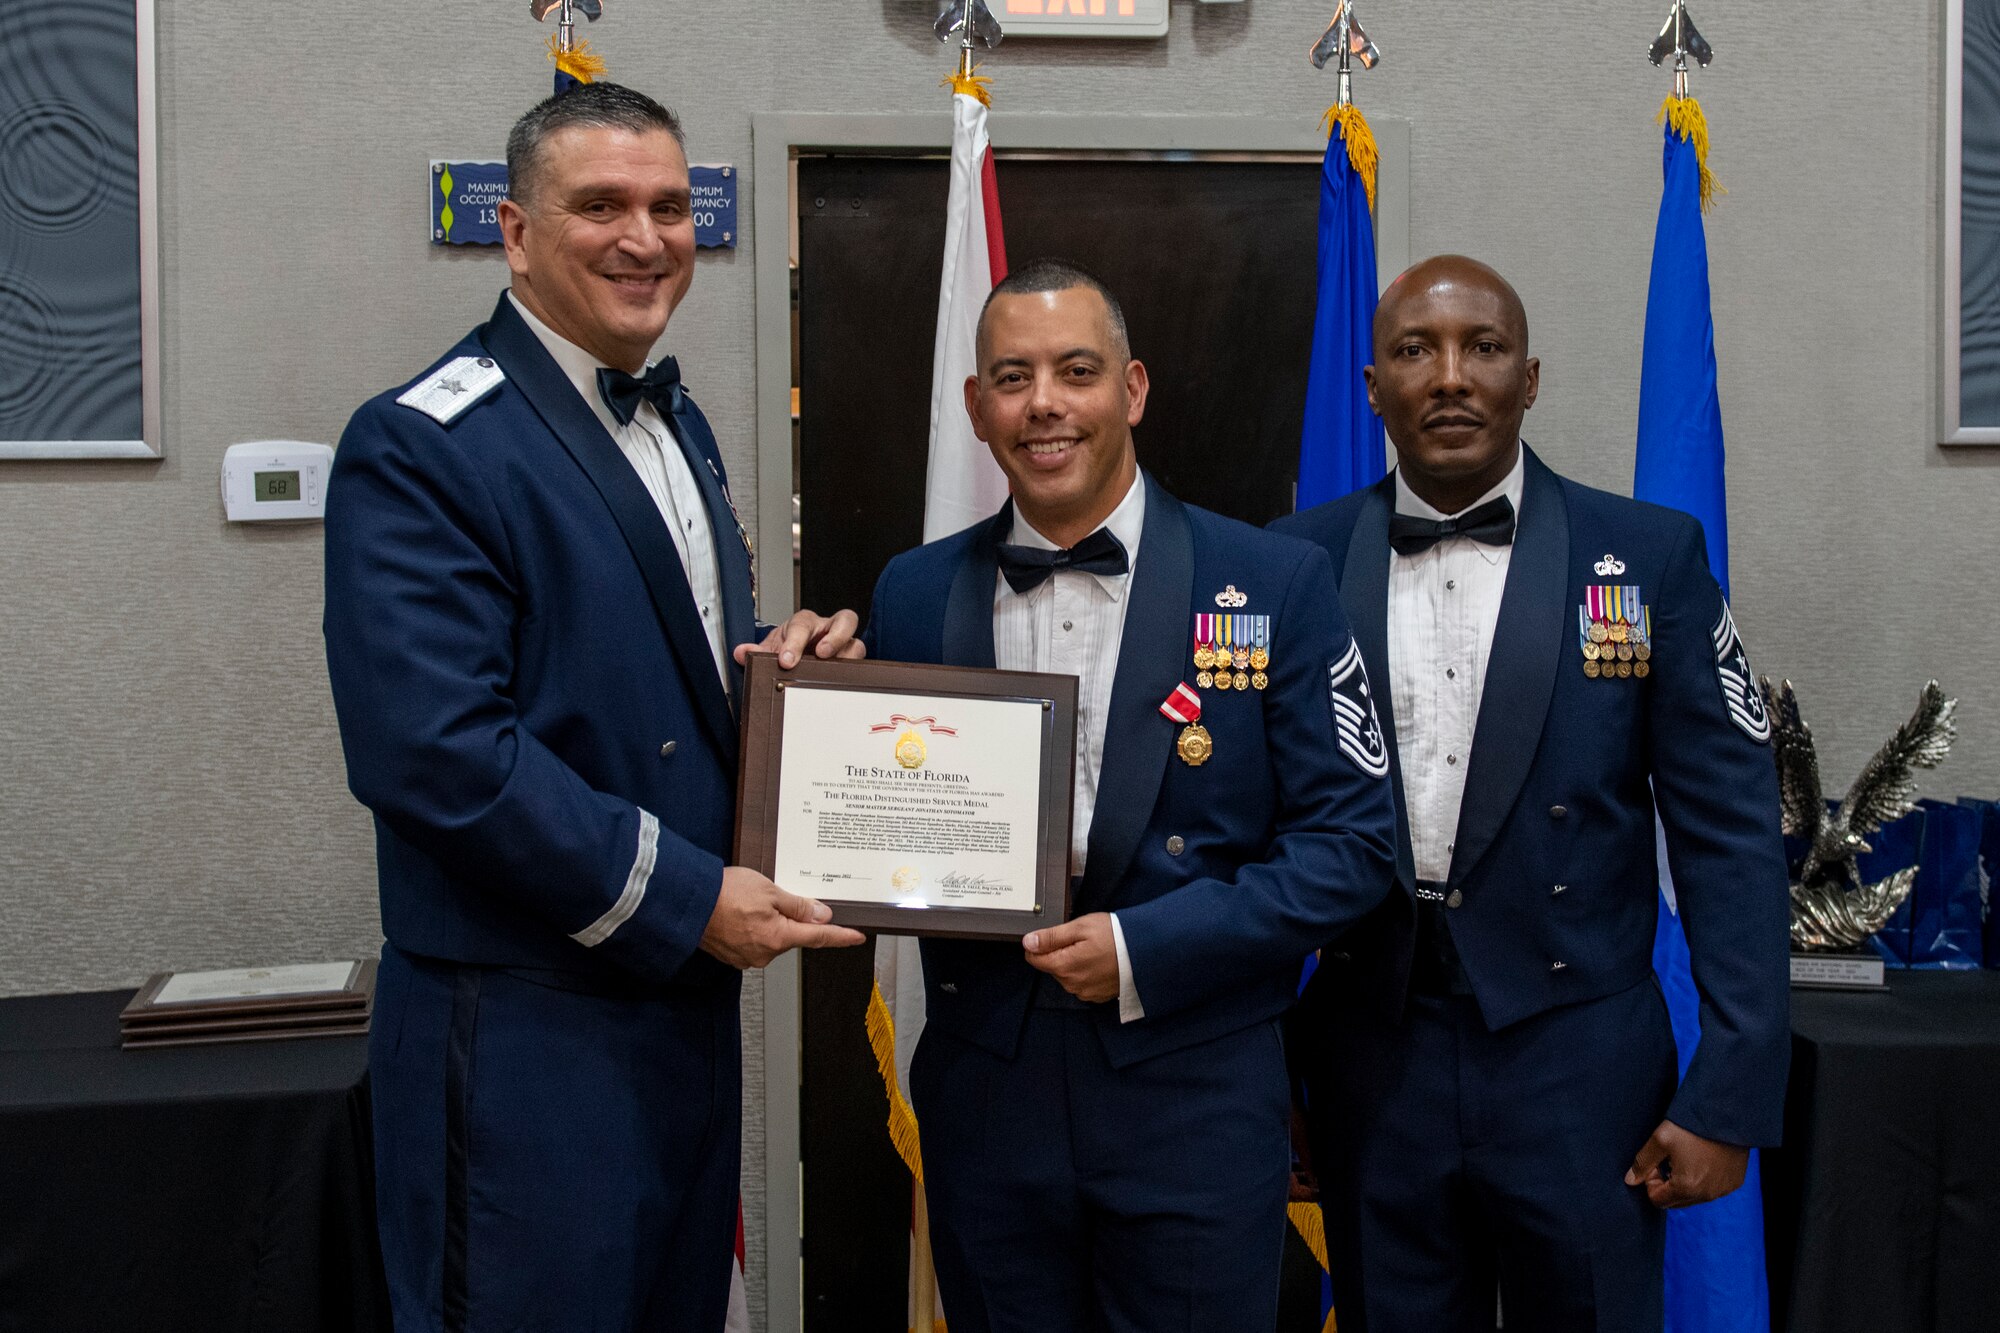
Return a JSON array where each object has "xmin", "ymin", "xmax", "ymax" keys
[{"xmin": 735, "ymin": 655, "xmax": 1078, "ymax": 938}]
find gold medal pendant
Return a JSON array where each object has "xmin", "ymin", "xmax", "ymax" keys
[
  {"xmin": 1250, "ymin": 647, "xmax": 1270, "ymax": 671},
  {"xmin": 1233, "ymin": 670, "xmax": 1250, "ymax": 690},
  {"xmin": 1196, "ymin": 669, "xmax": 1215, "ymax": 689},
  {"xmin": 1194, "ymin": 646, "xmax": 1216, "ymax": 671},
  {"xmin": 1615, "ymin": 660, "xmax": 1633, "ymax": 678},
  {"xmin": 1588, "ymin": 620, "xmax": 1611, "ymax": 645},
  {"xmin": 1634, "ymin": 643, "xmax": 1652, "ymax": 662},
  {"xmin": 1583, "ymin": 642, "xmax": 1600, "ymax": 661},
  {"xmin": 1213, "ymin": 671, "xmax": 1234, "ymax": 692},
  {"xmin": 1176, "ymin": 722, "xmax": 1214, "ymax": 767},
  {"xmin": 1584, "ymin": 658, "xmax": 1602, "ymax": 679},
  {"xmin": 1231, "ymin": 647, "xmax": 1250, "ymax": 670},
  {"xmin": 1616, "ymin": 643, "xmax": 1634, "ymax": 662},
  {"xmin": 1634, "ymin": 660, "xmax": 1651, "ymax": 679},
  {"xmin": 1610, "ymin": 622, "xmax": 1630, "ymax": 645},
  {"xmin": 1251, "ymin": 670, "xmax": 1269, "ymax": 690}
]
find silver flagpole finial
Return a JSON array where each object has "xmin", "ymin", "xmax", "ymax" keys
[
  {"xmin": 1310, "ymin": 2, "xmax": 1381, "ymax": 108},
  {"xmin": 935, "ymin": 1, "xmax": 1004, "ymax": 54},
  {"xmin": 530, "ymin": 0, "xmax": 603, "ymax": 53},
  {"xmin": 1648, "ymin": 2, "xmax": 1714, "ymax": 98}
]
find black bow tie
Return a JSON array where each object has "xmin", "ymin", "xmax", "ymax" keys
[
  {"xmin": 596, "ymin": 358, "xmax": 684, "ymax": 426},
  {"xmin": 1387, "ymin": 496, "xmax": 1516, "ymax": 556},
  {"xmin": 996, "ymin": 527, "xmax": 1130, "ymax": 594}
]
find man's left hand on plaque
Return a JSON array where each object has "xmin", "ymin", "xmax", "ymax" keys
[
  {"xmin": 735, "ymin": 607, "xmax": 866, "ymax": 668},
  {"xmin": 700, "ymin": 867, "xmax": 866, "ymax": 970}
]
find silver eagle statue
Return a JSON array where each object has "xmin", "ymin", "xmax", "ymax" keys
[{"xmin": 1762, "ymin": 676, "xmax": 1957, "ymax": 951}]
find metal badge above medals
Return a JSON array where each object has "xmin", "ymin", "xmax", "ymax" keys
[{"xmin": 1577, "ymin": 553, "xmax": 1652, "ymax": 679}]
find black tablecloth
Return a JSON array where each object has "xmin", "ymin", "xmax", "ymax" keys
[
  {"xmin": 1764, "ymin": 970, "xmax": 2000, "ymax": 1333},
  {"xmin": 0, "ymin": 989, "xmax": 389, "ymax": 1333}
]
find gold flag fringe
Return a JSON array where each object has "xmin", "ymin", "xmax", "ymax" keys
[
  {"xmin": 1287, "ymin": 1200, "xmax": 1340, "ymax": 1331},
  {"xmin": 1658, "ymin": 94, "xmax": 1722, "ymax": 211},
  {"xmin": 943, "ymin": 68, "xmax": 995, "ymax": 108},
  {"xmin": 549, "ymin": 34, "xmax": 607, "ymax": 84},
  {"xmin": 866, "ymin": 979, "xmax": 928, "ymax": 1184},
  {"xmin": 1288, "ymin": 1199, "xmax": 1330, "ymax": 1271},
  {"xmin": 1321, "ymin": 104, "xmax": 1379, "ymax": 212}
]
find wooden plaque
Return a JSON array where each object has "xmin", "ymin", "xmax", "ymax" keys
[{"xmin": 735, "ymin": 655, "xmax": 1077, "ymax": 939}]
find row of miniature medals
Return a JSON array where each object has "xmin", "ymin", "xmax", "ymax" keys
[
  {"xmin": 1580, "ymin": 584, "xmax": 1651, "ymax": 679},
  {"xmin": 1192, "ymin": 612, "xmax": 1272, "ymax": 691}
]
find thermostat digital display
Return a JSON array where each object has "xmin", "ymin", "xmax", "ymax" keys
[
  {"xmin": 222, "ymin": 441, "xmax": 334, "ymax": 522},
  {"xmin": 255, "ymin": 470, "xmax": 301, "ymax": 502}
]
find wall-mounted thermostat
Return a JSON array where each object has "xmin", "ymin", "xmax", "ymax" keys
[{"xmin": 222, "ymin": 441, "xmax": 334, "ymax": 522}]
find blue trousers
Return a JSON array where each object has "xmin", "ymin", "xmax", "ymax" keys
[
  {"xmin": 370, "ymin": 947, "xmax": 740, "ymax": 1333},
  {"xmin": 911, "ymin": 1008, "xmax": 1292, "ymax": 1333},
  {"xmin": 1307, "ymin": 977, "xmax": 1678, "ymax": 1333}
]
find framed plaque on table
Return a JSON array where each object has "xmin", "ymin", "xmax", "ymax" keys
[{"xmin": 734, "ymin": 654, "xmax": 1078, "ymax": 939}]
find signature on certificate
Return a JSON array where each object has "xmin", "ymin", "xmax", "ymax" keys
[{"xmin": 939, "ymin": 872, "xmax": 1012, "ymax": 893}]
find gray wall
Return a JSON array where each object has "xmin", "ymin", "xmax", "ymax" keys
[{"xmin": 0, "ymin": 0, "xmax": 1988, "ymax": 1326}]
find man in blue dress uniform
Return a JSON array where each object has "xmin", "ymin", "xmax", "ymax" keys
[
  {"xmin": 1275, "ymin": 256, "xmax": 1789, "ymax": 1332},
  {"xmin": 323, "ymin": 83, "xmax": 865, "ymax": 1331},
  {"xmin": 865, "ymin": 260, "xmax": 1398, "ymax": 1331}
]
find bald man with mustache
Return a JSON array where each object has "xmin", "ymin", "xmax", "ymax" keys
[{"xmin": 1274, "ymin": 256, "xmax": 1789, "ymax": 1333}]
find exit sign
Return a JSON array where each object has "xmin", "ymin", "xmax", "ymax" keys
[{"xmin": 998, "ymin": 0, "xmax": 1169, "ymax": 39}]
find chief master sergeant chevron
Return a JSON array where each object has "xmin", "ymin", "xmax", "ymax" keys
[{"xmin": 323, "ymin": 82, "xmax": 865, "ymax": 1331}]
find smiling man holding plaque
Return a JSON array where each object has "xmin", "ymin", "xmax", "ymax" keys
[
  {"xmin": 862, "ymin": 260, "xmax": 1399, "ymax": 1330},
  {"xmin": 325, "ymin": 84, "xmax": 866, "ymax": 1332}
]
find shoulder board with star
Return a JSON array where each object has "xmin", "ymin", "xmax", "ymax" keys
[{"xmin": 395, "ymin": 355, "xmax": 506, "ymax": 425}]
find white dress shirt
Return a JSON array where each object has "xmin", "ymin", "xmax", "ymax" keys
[
  {"xmin": 1387, "ymin": 447, "xmax": 1527, "ymax": 887},
  {"xmin": 508, "ymin": 292, "xmax": 729, "ymax": 688},
  {"xmin": 992, "ymin": 473, "xmax": 1149, "ymax": 1021}
]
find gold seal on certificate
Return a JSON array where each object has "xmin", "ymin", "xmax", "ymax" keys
[{"xmin": 734, "ymin": 656, "xmax": 1079, "ymax": 939}]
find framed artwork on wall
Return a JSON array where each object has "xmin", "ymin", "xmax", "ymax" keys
[
  {"xmin": 0, "ymin": 0, "xmax": 160, "ymax": 459},
  {"xmin": 1943, "ymin": 0, "xmax": 2000, "ymax": 445}
]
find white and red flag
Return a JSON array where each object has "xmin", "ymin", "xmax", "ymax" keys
[
  {"xmin": 867, "ymin": 60, "xmax": 1009, "ymax": 1333},
  {"xmin": 920, "ymin": 75, "xmax": 1010, "ymax": 544}
]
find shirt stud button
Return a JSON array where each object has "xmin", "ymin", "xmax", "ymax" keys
[
  {"xmin": 1446, "ymin": 579, "xmax": 1458, "ymax": 590},
  {"xmin": 1446, "ymin": 754, "xmax": 1458, "ymax": 766},
  {"xmin": 1063, "ymin": 620, "xmax": 1074, "ymax": 632},
  {"xmin": 1166, "ymin": 836, "xmax": 1184, "ymax": 856},
  {"xmin": 1446, "ymin": 668, "xmax": 1457, "ymax": 679},
  {"xmin": 659, "ymin": 741, "xmax": 677, "ymax": 758},
  {"xmin": 1445, "ymin": 889, "xmax": 1463, "ymax": 909}
]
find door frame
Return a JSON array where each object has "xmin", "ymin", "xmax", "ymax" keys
[{"xmin": 748, "ymin": 110, "xmax": 1409, "ymax": 1332}]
